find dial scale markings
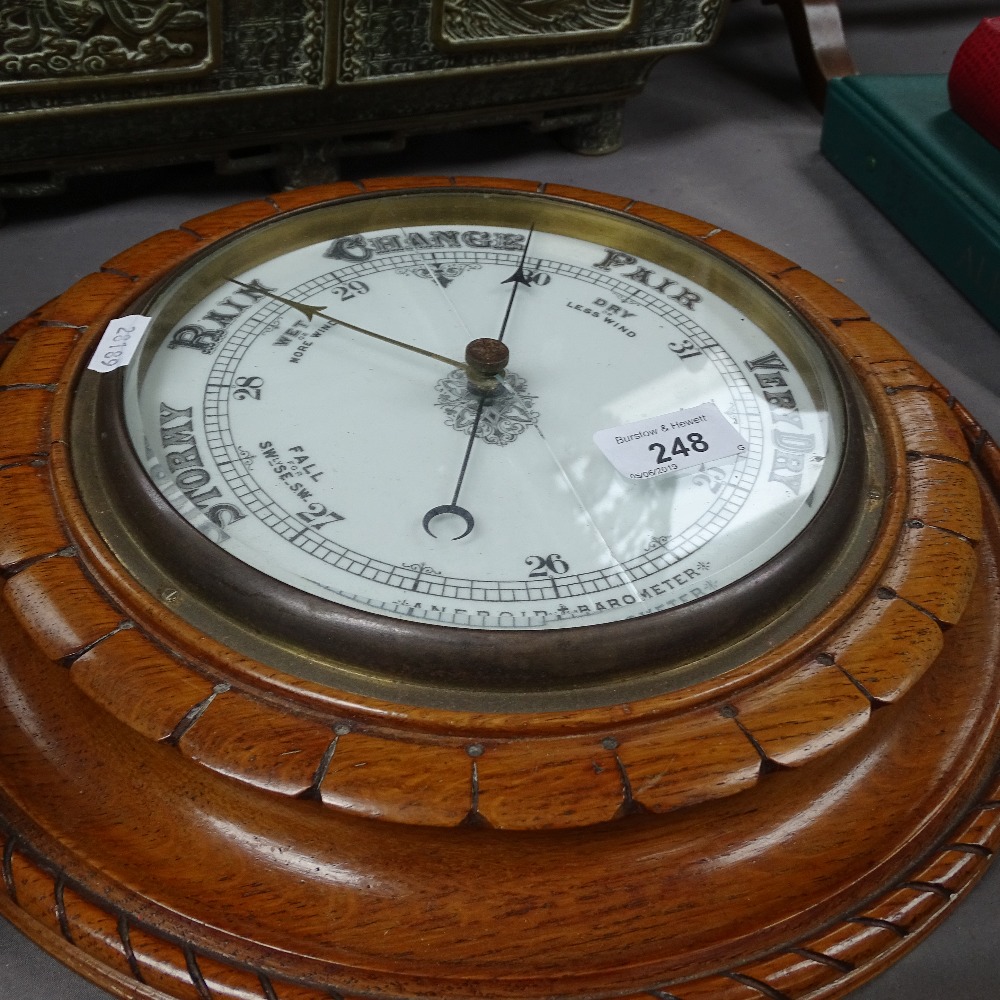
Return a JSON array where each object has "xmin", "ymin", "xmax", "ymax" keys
[
  {"xmin": 212, "ymin": 257, "xmax": 759, "ymax": 592},
  {"xmin": 129, "ymin": 224, "xmax": 836, "ymax": 629}
]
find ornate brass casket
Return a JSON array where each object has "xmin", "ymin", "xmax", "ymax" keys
[{"xmin": 0, "ymin": 1, "xmax": 727, "ymax": 196}]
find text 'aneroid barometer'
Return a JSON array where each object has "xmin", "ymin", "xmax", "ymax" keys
[{"xmin": 0, "ymin": 178, "xmax": 999, "ymax": 1000}]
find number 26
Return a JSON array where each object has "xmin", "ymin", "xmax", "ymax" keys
[{"xmin": 526, "ymin": 553, "xmax": 569, "ymax": 577}]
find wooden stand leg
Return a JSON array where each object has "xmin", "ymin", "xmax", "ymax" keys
[{"xmin": 764, "ymin": 0, "xmax": 858, "ymax": 108}]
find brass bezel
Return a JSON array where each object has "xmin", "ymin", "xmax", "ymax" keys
[{"xmin": 71, "ymin": 186, "xmax": 886, "ymax": 713}]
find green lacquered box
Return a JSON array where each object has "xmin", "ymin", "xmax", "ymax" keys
[{"xmin": 822, "ymin": 74, "xmax": 1000, "ymax": 331}]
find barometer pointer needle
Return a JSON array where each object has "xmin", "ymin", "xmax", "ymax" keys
[
  {"xmin": 423, "ymin": 341, "xmax": 509, "ymax": 540},
  {"xmin": 227, "ymin": 278, "xmax": 471, "ymax": 373},
  {"xmin": 423, "ymin": 227, "xmax": 535, "ymax": 540},
  {"xmin": 496, "ymin": 224, "xmax": 535, "ymax": 344},
  {"xmin": 421, "ymin": 401, "xmax": 484, "ymax": 541}
]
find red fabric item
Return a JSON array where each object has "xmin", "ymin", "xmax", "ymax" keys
[{"xmin": 949, "ymin": 16, "xmax": 1000, "ymax": 149}]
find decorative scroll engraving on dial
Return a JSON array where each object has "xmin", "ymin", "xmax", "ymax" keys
[
  {"xmin": 0, "ymin": 1, "xmax": 214, "ymax": 87},
  {"xmin": 437, "ymin": 0, "xmax": 641, "ymax": 46},
  {"xmin": 402, "ymin": 561, "xmax": 442, "ymax": 576},
  {"xmin": 395, "ymin": 260, "xmax": 483, "ymax": 287},
  {"xmin": 436, "ymin": 369, "xmax": 539, "ymax": 447}
]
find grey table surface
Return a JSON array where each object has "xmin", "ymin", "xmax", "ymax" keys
[{"xmin": 1, "ymin": 1, "xmax": 999, "ymax": 997}]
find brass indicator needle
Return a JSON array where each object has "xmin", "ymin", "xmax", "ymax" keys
[{"xmin": 228, "ymin": 278, "xmax": 472, "ymax": 373}]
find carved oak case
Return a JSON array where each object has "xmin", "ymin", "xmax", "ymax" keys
[{"xmin": 0, "ymin": 177, "xmax": 999, "ymax": 1000}]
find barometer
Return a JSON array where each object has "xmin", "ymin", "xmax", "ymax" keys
[{"xmin": 0, "ymin": 177, "xmax": 998, "ymax": 1000}]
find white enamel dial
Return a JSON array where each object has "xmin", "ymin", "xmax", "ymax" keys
[{"xmin": 122, "ymin": 200, "xmax": 845, "ymax": 632}]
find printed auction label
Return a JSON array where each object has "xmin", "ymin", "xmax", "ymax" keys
[{"xmin": 594, "ymin": 401, "xmax": 748, "ymax": 480}]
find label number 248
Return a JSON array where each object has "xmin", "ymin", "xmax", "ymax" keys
[{"xmin": 648, "ymin": 432, "xmax": 710, "ymax": 464}]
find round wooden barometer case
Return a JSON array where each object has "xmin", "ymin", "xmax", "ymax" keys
[{"xmin": 1, "ymin": 177, "xmax": 999, "ymax": 1000}]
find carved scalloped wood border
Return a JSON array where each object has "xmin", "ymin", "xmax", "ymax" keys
[
  {"xmin": 0, "ymin": 177, "xmax": 985, "ymax": 831},
  {"xmin": 0, "ymin": 457, "xmax": 995, "ymax": 997},
  {"xmin": 2, "ymin": 178, "xmax": 1000, "ymax": 1000}
]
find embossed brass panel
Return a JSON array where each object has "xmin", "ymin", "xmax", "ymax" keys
[
  {"xmin": 338, "ymin": 0, "xmax": 723, "ymax": 82},
  {"xmin": 0, "ymin": 1, "xmax": 728, "ymax": 199},
  {"xmin": 0, "ymin": 1, "xmax": 221, "ymax": 92},
  {"xmin": 432, "ymin": 0, "xmax": 644, "ymax": 50}
]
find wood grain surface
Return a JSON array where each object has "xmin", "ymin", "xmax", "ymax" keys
[{"xmin": 0, "ymin": 179, "xmax": 998, "ymax": 1000}]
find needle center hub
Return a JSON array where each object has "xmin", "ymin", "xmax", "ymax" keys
[
  {"xmin": 465, "ymin": 338, "xmax": 508, "ymax": 397},
  {"xmin": 466, "ymin": 338, "xmax": 509, "ymax": 375}
]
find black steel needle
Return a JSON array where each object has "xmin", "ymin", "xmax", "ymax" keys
[
  {"xmin": 421, "ymin": 397, "xmax": 486, "ymax": 540},
  {"xmin": 496, "ymin": 224, "xmax": 535, "ymax": 344},
  {"xmin": 422, "ymin": 227, "xmax": 534, "ymax": 540},
  {"xmin": 422, "ymin": 340, "xmax": 509, "ymax": 540}
]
